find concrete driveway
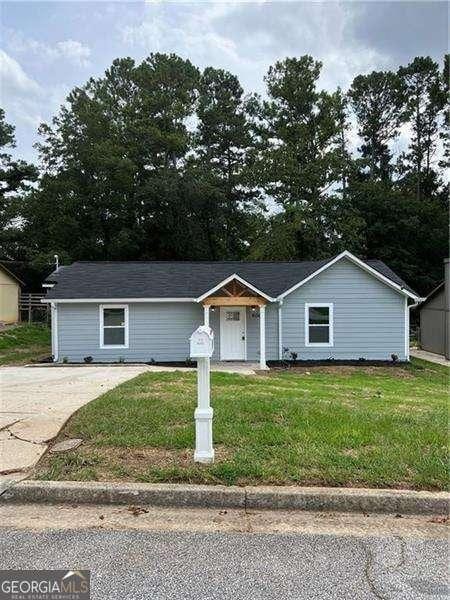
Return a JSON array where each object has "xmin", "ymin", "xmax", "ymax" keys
[{"xmin": 0, "ymin": 366, "xmax": 149, "ymax": 477}]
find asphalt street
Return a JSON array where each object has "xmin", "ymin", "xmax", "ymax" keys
[{"xmin": 0, "ymin": 504, "xmax": 448, "ymax": 600}]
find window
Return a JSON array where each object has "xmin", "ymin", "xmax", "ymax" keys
[
  {"xmin": 225, "ymin": 311, "xmax": 240, "ymax": 321},
  {"xmin": 100, "ymin": 304, "xmax": 128, "ymax": 348},
  {"xmin": 305, "ymin": 303, "xmax": 333, "ymax": 347}
]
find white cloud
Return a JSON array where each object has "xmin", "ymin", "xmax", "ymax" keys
[
  {"xmin": 319, "ymin": 48, "xmax": 391, "ymax": 93},
  {"xmin": 2, "ymin": 1, "xmax": 445, "ymax": 167},
  {"xmin": 55, "ymin": 40, "xmax": 91, "ymax": 67},
  {"xmin": 120, "ymin": 3, "xmax": 241, "ymax": 67},
  {"xmin": 118, "ymin": 1, "xmax": 395, "ymax": 103},
  {"xmin": 0, "ymin": 50, "xmax": 70, "ymax": 163},
  {"xmin": 0, "ymin": 49, "xmax": 41, "ymax": 96},
  {"xmin": 0, "ymin": 50, "xmax": 43, "ymax": 127},
  {"xmin": 6, "ymin": 29, "xmax": 91, "ymax": 67}
]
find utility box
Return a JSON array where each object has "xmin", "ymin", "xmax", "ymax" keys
[{"xmin": 190, "ymin": 325, "xmax": 214, "ymax": 358}]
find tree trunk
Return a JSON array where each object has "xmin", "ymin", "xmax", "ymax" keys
[{"xmin": 415, "ymin": 97, "xmax": 422, "ymax": 201}]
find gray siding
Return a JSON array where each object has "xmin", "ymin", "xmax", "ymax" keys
[
  {"xmin": 58, "ymin": 301, "xmax": 280, "ymax": 363},
  {"xmin": 58, "ymin": 302, "xmax": 204, "ymax": 363},
  {"xmin": 281, "ymin": 258, "xmax": 407, "ymax": 360},
  {"xmin": 57, "ymin": 258, "xmax": 407, "ymax": 363},
  {"xmin": 246, "ymin": 304, "xmax": 279, "ymax": 361}
]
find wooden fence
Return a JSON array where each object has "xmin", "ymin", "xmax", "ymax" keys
[{"xmin": 20, "ymin": 293, "xmax": 49, "ymax": 323}]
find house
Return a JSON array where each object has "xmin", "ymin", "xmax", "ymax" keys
[
  {"xmin": 417, "ymin": 259, "xmax": 449, "ymax": 359},
  {"xmin": 0, "ymin": 262, "xmax": 23, "ymax": 325},
  {"xmin": 42, "ymin": 251, "xmax": 421, "ymax": 366}
]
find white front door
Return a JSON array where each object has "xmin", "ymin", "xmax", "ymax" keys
[{"xmin": 220, "ymin": 307, "xmax": 246, "ymax": 360}]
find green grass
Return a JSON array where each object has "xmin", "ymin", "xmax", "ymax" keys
[
  {"xmin": 37, "ymin": 359, "xmax": 449, "ymax": 490},
  {"xmin": 0, "ymin": 324, "xmax": 51, "ymax": 365}
]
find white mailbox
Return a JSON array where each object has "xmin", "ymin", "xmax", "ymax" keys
[{"xmin": 190, "ymin": 325, "xmax": 214, "ymax": 358}]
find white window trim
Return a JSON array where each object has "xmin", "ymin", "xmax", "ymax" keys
[
  {"xmin": 99, "ymin": 304, "xmax": 129, "ymax": 349},
  {"xmin": 305, "ymin": 302, "xmax": 334, "ymax": 347}
]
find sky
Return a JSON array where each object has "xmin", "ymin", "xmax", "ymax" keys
[{"xmin": 1, "ymin": 0, "xmax": 448, "ymax": 164}]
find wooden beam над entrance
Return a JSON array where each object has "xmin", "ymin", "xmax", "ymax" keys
[{"xmin": 202, "ymin": 296, "xmax": 266, "ymax": 307}]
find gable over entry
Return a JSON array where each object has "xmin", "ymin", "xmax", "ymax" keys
[{"xmin": 198, "ymin": 275, "xmax": 270, "ymax": 369}]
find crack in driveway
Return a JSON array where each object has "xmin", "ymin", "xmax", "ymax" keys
[
  {"xmin": 1, "ymin": 365, "xmax": 150, "ymax": 475},
  {"xmin": 4, "ymin": 426, "xmax": 47, "ymax": 447}
]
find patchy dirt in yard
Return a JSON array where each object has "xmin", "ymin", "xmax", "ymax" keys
[
  {"xmin": 395, "ymin": 403, "xmax": 429, "ymax": 413},
  {"xmin": 101, "ymin": 444, "xmax": 233, "ymax": 467},
  {"xmin": 340, "ymin": 445, "xmax": 378, "ymax": 458},
  {"xmin": 35, "ymin": 443, "xmax": 234, "ymax": 482},
  {"xmin": 248, "ymin": 384, "xmax": 312, "ymax": 394},
  {"xmin": 0, "ymin": 345, "xmax": 51, "ymax": 364}
]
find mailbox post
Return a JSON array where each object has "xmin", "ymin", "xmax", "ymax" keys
[{"xmin": 189, "ymin": 325, "xmax": 215, "ymax": 463}]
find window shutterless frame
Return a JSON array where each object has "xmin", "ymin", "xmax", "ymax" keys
[
  {"xmin": 305, "ymin": 302, "xmax": 334, "ymax": 347},
  {"xmin": 99, "ymin": 304, "xmax": 129, "ymax": 349}
]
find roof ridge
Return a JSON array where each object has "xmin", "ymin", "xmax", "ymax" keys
[{"xmin": 72, "ymin": 259, "xmax": 327, "ymax": 265}]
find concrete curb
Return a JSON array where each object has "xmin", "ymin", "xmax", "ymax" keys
[
  {"xmin": 1, "ymin": 480, "xmax": 449, "ymax": 515},
  {"xmin": 245, "ymin": 485, "xmax": 449, "ymax": 514},
  {"xmin": 0, "ymin": 481, "xmax": 246, "ymax": 509}
]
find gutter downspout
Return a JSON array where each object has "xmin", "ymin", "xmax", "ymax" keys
[
  {"xmin": 278, "ymin": 300, "xmax": 283, "ymax": 360},
  {"xmin": 51, "ymin": 302, "xmax": 58, "ymax": 362}
]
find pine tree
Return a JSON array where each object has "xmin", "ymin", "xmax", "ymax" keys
[{"xmin": 0, "ymin": 109, "xmax": 37, "ymax": 260}]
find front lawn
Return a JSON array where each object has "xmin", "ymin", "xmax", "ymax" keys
[
  {"xmin": 0, "ymin": 324, "xmax": 51, "ymax": 365},
  {"xmin": 36, "ymin": 359, "xmax": 449, "ymax": 490}
]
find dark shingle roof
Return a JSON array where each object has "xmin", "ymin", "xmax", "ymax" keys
[{"xmin": 44, "ymin": 255, "xmax": 417, "ymax": 300}]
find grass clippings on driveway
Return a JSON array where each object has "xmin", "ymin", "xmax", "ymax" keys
[
  {"xmin": 0, "ymin": 324, "xmax": 51, "ymax": 365},
  {"xmin": 36, "ymin": 358, "xmax": 449, "ymax": 491}
]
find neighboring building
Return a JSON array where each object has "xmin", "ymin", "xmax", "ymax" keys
[
  {"xmin": 0, "ymin": 262, "xmax": 23, "ymax": 324},
  {"xmin": 418, "ymin": 259, "xmax": 450, "ymax": 359},
  {"xmin": 42, "ymin": 251, "xmax": 421, "ymax": 365}
]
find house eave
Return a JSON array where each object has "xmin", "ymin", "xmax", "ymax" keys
[
  {"xmin": 196, "ymin": 273, "xmax": 275, "ymax": 303},
  {"xmin": 41, "ymin": 297, "xmax": 198, "ymax": 304}
]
